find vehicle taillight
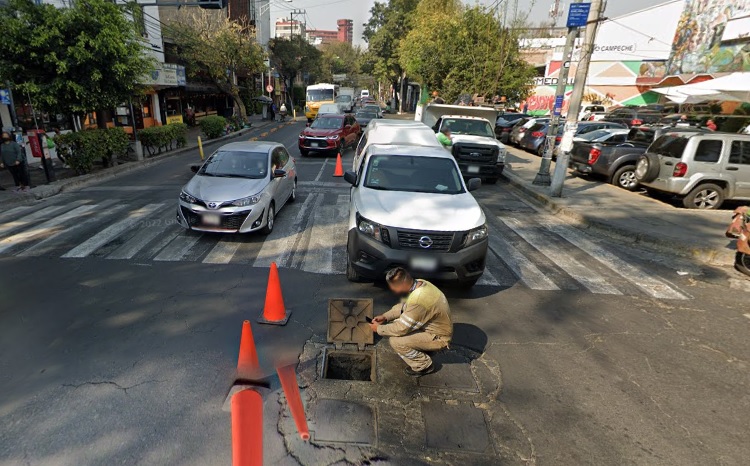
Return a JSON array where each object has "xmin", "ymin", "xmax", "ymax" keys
[
  {"xmin": 631, "ymin": 118, "xmax": 643, "ymax": 126},
  {"xmin": 588, "ymin": 115, "xmax": 595, "ymax": 121},
  {"xmin": 531, "ymin": 131, "xmax": 544, "ymax": 138},
  {"xmin": 673, "ymin": 162, "xmax": 688, "ymax": 177},
  {"xmin": 588, "ymin": 148, "xmax": 601, "ymax": 165},
  {"xmin": 555, "ymin": 136, "xmax": 562, "ymax": 143}
]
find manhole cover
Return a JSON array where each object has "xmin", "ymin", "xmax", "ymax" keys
[
  {"xmin": 422, "ymin": 401, "xmax": 491, "ymax": 453},
  {"xmin": 311, "ymin": 399, "xmax": 376, "ymax": 445}
]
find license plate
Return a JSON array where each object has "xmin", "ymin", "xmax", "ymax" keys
[
  {"xmin": 202, "ymin": 213, "xmax": 221, "ymax": 226},
  {"xmin": 313, "ymin": 141, "xmax": 325, "ymax": 148},
  {"xmin": 409, "ymin": 256, "xmax": 438, "ymax": 272},
  {"xmin": 467, "ymin": 165, "xmax": 480, "ymax": 174}
]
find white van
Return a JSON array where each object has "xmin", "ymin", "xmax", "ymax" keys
[
  {"xmin": 353, "ymin": 119, "xmax": 442, "ymax": 171},
  {"xmin": 360, "ymin": 89, "xmax": 370, "ymax": 99},
  {"xmin": 343, "ymin": 144, "xmax": 488, "ymax": 287}
]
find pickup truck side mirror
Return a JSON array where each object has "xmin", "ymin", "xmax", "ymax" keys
[
  {"xmin": 343, "ymin": 171, "xmax": 357, "ymax": 186},
  {"xmin": 467, "ymin": 178, "xmax": 482, "ymax": 192}
]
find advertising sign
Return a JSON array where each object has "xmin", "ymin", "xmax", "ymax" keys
[{"xmin": 166, "ymin": 115, "xmax": 184, "ymax": 125}]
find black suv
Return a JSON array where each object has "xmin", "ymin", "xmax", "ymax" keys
[{"xmin": 603, "ymin": 107, "xmax": 663, "ymax": 127}]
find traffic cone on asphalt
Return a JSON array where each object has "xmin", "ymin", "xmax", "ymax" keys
[
  {"xmin": 237, "ymin": 320, "xmax": 261, "ymax": 379},
  {"xmin": 257, "ymin": 262, "xmax": 290, "ymax": 325},
  {"xmin": 277, "ymin": 364, "xmax": 310, "ymax": 441},
  {"xmin": 231, "ymin": 388, "xmax": 264, "ymax": 466},
  {"xmin": 333, "ymin": 152, "xmax": 344, "ymax": 177}
]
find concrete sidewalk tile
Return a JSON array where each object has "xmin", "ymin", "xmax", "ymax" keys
[
  {"xmin": 310, "ymin": 399, "xmax": 376, "ymax": 445},
  {"xmin": 417, "ymin": 350, "xmax": 478, "ymax": 392},
  {"xmin": 422, "ymin": 401, "xmax": 491, "ymax": 453}
]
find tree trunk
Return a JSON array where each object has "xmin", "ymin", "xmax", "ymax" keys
[{"xmin": 231, "ymin": 89, "xmax": 247, "ymax": 120}]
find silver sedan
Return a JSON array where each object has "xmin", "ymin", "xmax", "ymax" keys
[{"xmin": 176, "ymin": 141, "xmax": 297, "ymax": 234}]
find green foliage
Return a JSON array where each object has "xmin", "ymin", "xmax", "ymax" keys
[
  {"xmin": 319, "ymin": 42, "xmax": 362, "ymax": 83},
  {"xmin": 269, "ymin": 36, "xmax": 323, "ymax": 91},
  {"xmin": 398, "ymin": 1, "xmax": 536, "ymax": 103},
  {"xmin": 359, "ymin": 0, "xmax": 420, "ymax": 84},
  {"xmin": 55, "ymin": 128, "xmax": 129, "ymax": 174},
  {"xmin": 139, "ymin": 123, "xmax": 188, "ymax": 156},
  {"xmin": 200, "ymin": 116, "xmax": 227, "ymax": 140},
  {"xmin": 168, "ymin": 10, "xmax": 264, "ymax": 119},
  {"xmin": 0, "ymin": 0, "xmax": 154, "ymax": 116}
]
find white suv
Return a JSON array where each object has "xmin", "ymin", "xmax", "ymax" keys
[{"xmin": 343, "ymin": 144, "xmax": 488, "ymax": 287}]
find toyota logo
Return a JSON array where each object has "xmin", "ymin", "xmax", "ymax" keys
[
  {"xmin": 418, "ymin": 236, "xmax": 433, "ymax": 248},
  {"xmin": 207, "ymin": 202, "xmax": 218, "ymax": 209}
]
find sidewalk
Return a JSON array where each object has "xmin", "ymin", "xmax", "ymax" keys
[
  {"xmin": 0, "ymin": 114, "xmax": 285, "ymax": 209},
  {"xmin": 501, "ymin": 147, "xmax": 738, "ymax": 266}
]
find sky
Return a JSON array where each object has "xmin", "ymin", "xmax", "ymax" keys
[{"xmin": 269, "ymin": 0, "xmax": 675, "ymax": 46}]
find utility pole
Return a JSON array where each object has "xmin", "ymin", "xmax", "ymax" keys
[
  {"xmin": 289, "ymin": 9, "xmax": 305, "ymax": 38},
  {"xmin": 550, "ymin": 0, "xmax": 605, "ymax": 197},
  {"xmin": 532, "ymin": 0, "xmax": 581, "ymax": 186}
]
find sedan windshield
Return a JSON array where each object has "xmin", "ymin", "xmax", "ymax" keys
[
  {"xmin": 364, "ymin": 155, "xmax": 464, "ymax": 194},
  {"xmin": 442, "ymin": 118, "xmax": 494, "ymax": 138},
  {"xmin": 199, "ymin": 151, "xmax": 268, "ymax": 179},
  {"xmin": 336, "ymin": 95, "xmax": 352, "ymax": 103},
  {"xmin": 310, "ymin": 117, "xmax": 343, "ymax": 130}
]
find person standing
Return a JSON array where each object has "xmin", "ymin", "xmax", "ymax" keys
[
  {"xmin": 705, "ymin": 119, "xmax": 717, "ymax": 131},
  {"xmin": 436, "ymin": 126, "xmax": 453, "ymax": 148},
  {"xmin": 431, "ymin": 91, "xmax": 445, "ymax": 105},
  {"xmin": 0, "ymin": 131, "xmax": 30, "ymax": 192},
  {"xmin": 369, "ymin": 267, "xmax": 453, "ymax": 377}
]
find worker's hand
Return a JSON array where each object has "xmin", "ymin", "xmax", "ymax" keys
[
  {"xmin": 372, "ymin": 315, "xmax": 387, "ymax": 324},
  {"xmin": 369, "ymin": 321, "xmax": 380, "ymax": 333}
]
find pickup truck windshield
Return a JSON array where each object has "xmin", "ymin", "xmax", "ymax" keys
[
  {"xmin": 364, "ymin": 155, "xmax": 464, "ymax": 194},
  {"xmin": 442, "ymin": 118, "xmax": 494, "ymax": 138}
]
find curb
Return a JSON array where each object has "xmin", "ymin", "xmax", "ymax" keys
[
  {"xmin": 2, "ymin": 121, "xmax": 291, "ymax": 209},
  {"xmin": 501, "ymin": 168, "xmax": 736, "ymax": 267}
]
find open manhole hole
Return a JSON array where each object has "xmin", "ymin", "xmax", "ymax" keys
[{"xmin": 322, "ymin": 298, "xmax": 375, "ymax": 382}]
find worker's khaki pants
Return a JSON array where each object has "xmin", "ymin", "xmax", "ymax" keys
[{"xmin": 389, "ymin": 332, "xmax": 448, "ymax": 371}]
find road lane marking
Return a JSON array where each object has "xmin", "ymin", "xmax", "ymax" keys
[
  {"xmin": 488, "ymin": 234, "xmax": 559, "ymax": 291},
  {"xmin": 153, "ymin": 232, "xmax": 203, "ymax": 261},
  {"xmin": 0, "ymin": 205, "xmax": 98, "ymax": 254},
  {"xmin": 203, "ymin": 238, "xmax": 244, "ymax": 264},
  {"xmin": 300, "ymin": 194, "xmax": 348, "ymax": 274},
  {"xmin": 0, "ymin": 204, "xmax": 71, "ymax": 237},
  {"xmin": 106, "ymin": 208, "xmax": 177, "ymax": 260},
  {"xmin": 499, "ymin": 217, "xmax": 622, "ymax": 295},
  {"xmin": 314, "ymin": 158, "xmax": 329, "ymax": 182},
  {"xmin": 537, "ymin": 218, "xmax": 689, "ymax": 300},
  {"xmin": 62, "ymin": 203, "xmax": 165, "ymax": 258}
]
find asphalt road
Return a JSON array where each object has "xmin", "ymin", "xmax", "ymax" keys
[{"xmin": 1, "ymin": 120, "xmax": 749, "ymax": 465}]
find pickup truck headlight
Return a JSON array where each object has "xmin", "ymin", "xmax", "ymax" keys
[
  {"xmin": 463, "ymin": 225, "xmax": 488, "ymax": 248},
  {"xmin": 497, "ymin": 148, "xmax": 506, "ymax": 163},
  {"xmin": 327, "ymin": 135, "xmax": 340, "ymax": 140},
  {"xmin": 356, "ymin": 213, "xmax": 390, "ymax": 245},
  {"xmin": 232, "ymin": 193, "xmax": 264, "ymax": 207},
  {"xmin": 180, "ymin": 190, "xmax": 198, "ymax": 204}
]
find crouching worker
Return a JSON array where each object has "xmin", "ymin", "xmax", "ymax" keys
[{"xmin": 369, "ymin": 267, "xmax": 453, "ymax": 377}]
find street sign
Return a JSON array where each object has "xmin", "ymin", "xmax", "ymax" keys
[
  {"xmin": 567, "ymin": 2, "xmax": 591, "ymax": 28},
  {"xmin": 0, "ymin": 89, "xmax": 10, "ymax": 105},
  {"xmin": 553, "ymin": 95, "xmax": 564, "ymax": 116},
  {"xmin": 266, "ymin": 84, "xmax": 274, "ymax": 93}
]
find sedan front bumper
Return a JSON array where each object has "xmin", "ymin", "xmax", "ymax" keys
[{"xmin": 176, "ymin": 201, "xmax": 266, "ymax": 233}]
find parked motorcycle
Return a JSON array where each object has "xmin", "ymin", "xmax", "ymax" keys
[{"xmin": 726, "ymin": 206, "xmax": 750, "ymax": 277}]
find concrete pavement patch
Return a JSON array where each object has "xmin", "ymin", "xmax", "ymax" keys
[
  {"xmin": 422, "ymin": 401, "xmax": 492, "ymax": 454},
  {"xmin": 310, "ymin": 399, "xmax": 377, "ymax": 445},
  {"xmin": 417, "ymin": 350, "xmax": 479, "ymax": 392}
]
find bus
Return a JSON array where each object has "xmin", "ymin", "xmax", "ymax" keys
[{"xmin": 305, "ymin": 83, "xmax": 339, "ymax": 121}]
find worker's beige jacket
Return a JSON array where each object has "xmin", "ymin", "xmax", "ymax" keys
[{"xmin": 376, "ymin": 280, "xmax": 452, "ymax": 341}]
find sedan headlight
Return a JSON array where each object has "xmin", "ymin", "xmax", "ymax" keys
[
  {"xmin": 357, "ymin": 213, "xmax": 389, "ymax": 244},
  {"xmin": 299, "ymin": 133, "xmax": 306, "ymax": 139},
  {"xmin": 180, "ymin": 190, "xmax": 198, "ymax": 204},
  {"xmin": 463, "ymin": 225, "xmax": 488, "ymax": 248},
  {"xmin": 232, "ymin": 193, "xmax": 264, "ymax": 207},
  {"xmin": 326, "ymin": 134, "xmax": 340, "ymax": 140}
]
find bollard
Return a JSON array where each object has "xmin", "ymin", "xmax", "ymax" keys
[
  {"xmin": 198, "ymin": 136, "xmax": 204, "ymax": 160},
  {"xmin": 292, "ymin": 108, "xmax": 296, "ymax": 120},
  {"xmin": 231, "ymin": 389, "xmax": 263, "ymax": 466}
]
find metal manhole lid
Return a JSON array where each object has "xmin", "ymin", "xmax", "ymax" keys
[{"xmin": 327, "ymin": 298, "xmax": 374, "ymax": 348}]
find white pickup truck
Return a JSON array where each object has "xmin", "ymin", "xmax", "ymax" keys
[{"xmin": 418, "ymin": 104, "xmax": 506, "ymax": 184}]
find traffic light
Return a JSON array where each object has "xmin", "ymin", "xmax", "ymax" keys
[{"xmin": 198, "ymin": 0, "xmax": 227, "ymax": 9}]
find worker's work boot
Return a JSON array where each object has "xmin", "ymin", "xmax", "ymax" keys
[{"xmin": 404, "ymin": 363, "xmax": 435, "ymax": 377}]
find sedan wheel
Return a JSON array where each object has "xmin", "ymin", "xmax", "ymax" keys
[
  {"xmin": 261, "ymin": 203, "xmax": 275, "ymax": 234},
  {"xmin": 682, "ymin": 184, "xmax": 724, "ymax": 210},
  {"xmin": 289, "ymin": 179, "xmax": 297, "ymax": 202}
]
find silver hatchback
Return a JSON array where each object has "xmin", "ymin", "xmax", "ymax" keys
[{"xmin": 176, "ymin": 141, "xmax": 297, "ymax": 233}]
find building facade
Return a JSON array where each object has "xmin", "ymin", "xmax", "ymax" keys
[
  {"xmin": 307, "ymin": 29, "xmax": 339, "ymax": 46},
  {"xmin": 337, "ymin": 19, "xmax": 353, "ymax": 44},
  {"xmin": 275, "ymin": 19, "xmax": 305, "ymax": 39}
]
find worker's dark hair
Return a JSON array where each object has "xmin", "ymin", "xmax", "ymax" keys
[{"xmin": 385, "ymin": 267, "xmax": 412, "ymax": 284}]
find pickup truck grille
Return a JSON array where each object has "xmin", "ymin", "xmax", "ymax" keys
[
  {"xmin": 452, "ymin": 144, "xmax": 498, "ymax": 164},
  {"xmin": 397, "ymin": 230, "xmax": 454, "ymax": 251}
]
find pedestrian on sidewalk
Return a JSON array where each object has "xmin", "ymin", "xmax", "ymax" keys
[
  {"xmin": 0, "ymin": 131, "xmax": 30, "ymax": 192},
  {"xmin": 369, "ymin": 267, "xmax": 453, "ymax": 377}
]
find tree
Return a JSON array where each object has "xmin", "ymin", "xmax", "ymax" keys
[
  {"xmin": 320, "ymin": 42, "xmax": 362, "ymax": 83},
  {"xmin": 168, "ymin": 9, "xmax": 264, "ymax": 119},
  {"xmin": 0, "ymin": 0, "xmax": 154, "ymax": 120},
  {"xmin": 399, "ymin": 0, "xmax": 536, "ymax": 103},
  {"xmin": 268, "ymin": 36, "xmax": 322, "ymax": 98}
]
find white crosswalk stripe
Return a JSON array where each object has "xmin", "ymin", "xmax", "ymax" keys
[{"xmin": 0, "ymin": 193, "xmax": 690, "ymax": 300}]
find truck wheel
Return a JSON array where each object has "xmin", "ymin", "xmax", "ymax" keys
[
  {"xmin": 484, "ymin": 177, "xmax": 498, "ymax": 185},
  {"xmin": 682, "ymin": 183, "xmax": 724, "ymax": 210},
  {"xmin": 634, "ymin": 153, "xmax": 660, "ymax": 182},
  {"xmin": 736, "ymin": 252, "xmax": 750, "ymax": 277},
  {"xmin": 346, "ymin": 252, "xmax": 362, "ymax": 282},
  {"xmin": 611, "ymin": 165, "xmax": 639, "ymax": 191}
]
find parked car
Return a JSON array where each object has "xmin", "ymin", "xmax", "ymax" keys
[
  {"xmin": 177, "ymin": 141, "xmax": 296, "ymax": 234},
  {"xmin": 495, "ymin": 113, "xmax": 529, "ymax": 143},
  {"xmin": 635, "ymin": 131, "xmax": 750, "ymax": 209},
  {"xmin": 581, "ymin": 111, "xmax": 607, "ymax": 121},
  {"xmin": 298, "ymin": 114, "xmax": 360, "ymax": 156},
  {"xmin": 354, "ymin": 110, "xmax": 380, "ymax": 129},
  {"xmin": 343, "ymin": 144, "xmax": 487, "ymax": 287},
  {"xmin": 509, "ymin": 117, "xmax": 549, "ymax": 145},
  {"xmin": 317, "ymin": 103, "xmax": 343, "ymax": 116},
  {"xmin": 362, "ymin": 104, "xmax": 383, "ymax": 117},
  {"xmin": 578, "ymin": 104, "xmax": 606, "ymax": 121},
  {"xmin": 353, "ymin": 119, "xmax": 442, "ymax": 171},
  {"xmin": 520, "ymin": 120, "xmax": 626, "ymax": 157},
  {"xmin": 603, "ymin": 107, "xmax": 663, "ymax": 127},
  {"xmin": 570, "ymin": 125, "xmax": 706, "ymax": 191}
]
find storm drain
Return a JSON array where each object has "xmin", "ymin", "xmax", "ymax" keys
[{"xmin": 322, "ymin": 299, "xmax": 375, "ymax": 382}]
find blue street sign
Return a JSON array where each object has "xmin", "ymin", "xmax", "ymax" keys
[
  {"xmin": 567, "ymin": 2, "xmax": 591, "ymax": 28},
  {"xmin": 0, "ymin": 89, "xmax": 10, "ymax": 105},
  {"xmin": 553, "ymin": 95, "xmax": 564, "ymax": 116}
]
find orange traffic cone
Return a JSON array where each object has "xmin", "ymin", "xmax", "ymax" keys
[
  {"xmin": 333, "ymin": 152, "xmax": 344, "ymax": 177},
  {"xmin": 277, "ymin": 364, "xmax": 310, "ymax": 441},
  {"xmin": 257, "ymin": 262, "xmax": 290, "ymax": 325},
  {"xmin": 231, "ymin": 388, "xmax": 264, "ymax": 465},
  {"xmin": 237, "ymin": 320, "xmax": 261, "ymax": 379}
]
